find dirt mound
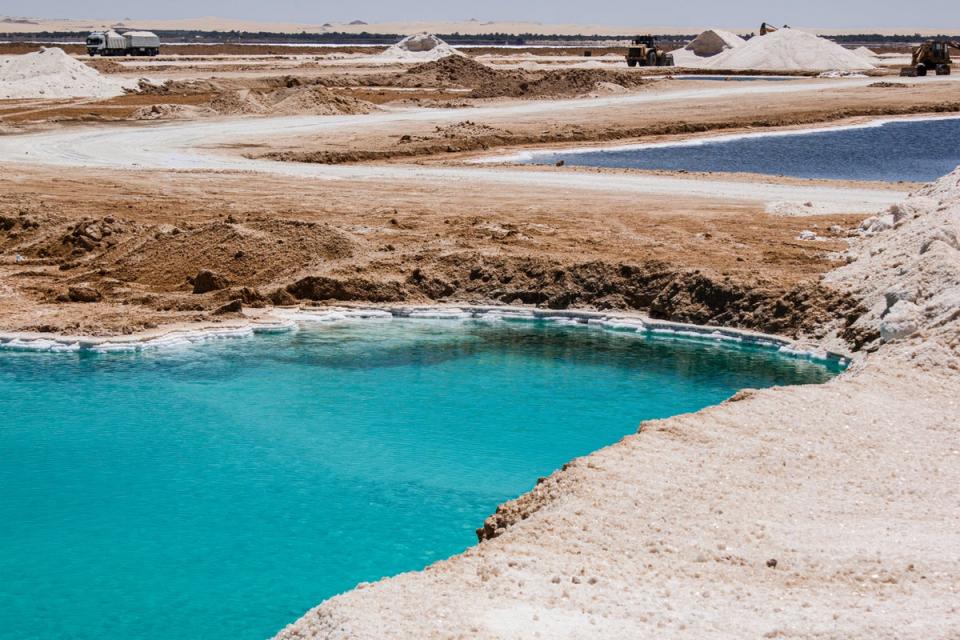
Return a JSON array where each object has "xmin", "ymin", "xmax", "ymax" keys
[
  {"xmin": 133, "ymin": 103, "xmax": 214, "ymax": 120},
  {"xmin": 267, "ymin": 86, "xmax": 378, "ymax": 116},
  {"xmin": 405, "ymin": 55, "xmax": 502, "ymax": 87},
  {"xmin": 9, "ymin": 215, "xmax": 141, "ymax": 262},
  {"xmin": 106, "ymin": 218, "xmax": 356, "ymax": 291},
  {"xmin": 512, "ymin": 68, "xmax": 647, "ymax": 99},
  {"xmin": 137, "ymin": 78, "xmax": 227, "ymax": 95},
  {"xmin": 82, "ymin": 57, "xmax": 125, "ymax": 74},
  {"xmin": 207, "ymin": 89, "xmax": 269, "ymax": 115},
  {"xmin": 0, "ymin": 210, "xmax": 60, "ymax": 255},
  {"xmin": 402, "ymin": 57, "xmax": 647, "ymax": 99},
  {"xmin": 202, "ymin": 85, "xmax": 376, "ymax": 117},
  {"xmin": 685, "ymin": 29, "xmax": 746, "ymax": 57}
]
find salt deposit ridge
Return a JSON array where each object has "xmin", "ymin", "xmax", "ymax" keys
[
  {"xmin": 380, "ymin": 32, "xmax": 461, "ymax": 61},
  {"xmin": 0, "ymin": 47, "xmax": 133, "ymax": 99},
  {"xmin": 0, "ymin": 306, "xmax": 843, "ymax": 366},
  {"xmin": 673, "ymin": 28, "xmax": 875, "ymax": 72}
]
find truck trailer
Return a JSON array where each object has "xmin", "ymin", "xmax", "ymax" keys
[{"xmin": 86, "ymin": 30, "xmax": 160, "ymax": 56}]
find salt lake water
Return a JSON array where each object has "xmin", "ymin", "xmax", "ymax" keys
[
  {"xmin": 523, "ymin": 116, "xmax": 960, "ymax": 182},
  {"xmin": 0, "ymin": 319, "xmax": 839, "ymax": 640}
]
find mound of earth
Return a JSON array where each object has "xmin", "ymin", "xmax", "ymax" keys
[
  {"xmin": 106, "ymin": 219, "xmax": 357, "ymax": 290},
  {"xmin": 404, "ymin": 57, "xmax": 647, "ymax": 99},
  {"xmin": 267, "ymin": 86, "xmax": 378, "ymax": 116},
  {"xmin": 207, "ymin": 89, "xmax": 268, "ymax": 115},
  {"xmin": 0, "ymin": 47, "xmax": 130, "ymax": 99},
  {"xmin": 133, "ymin": 103, "xmax": 214, "ymax": 120},
  {"xmin": 82, "ymin": 57, "xmax": 125, "ymax": 74},
  {"xmin": 202, "ymin": 86, "xmax": 377, "ymax": 117},
  {"xmin": 470, "ymin": 67, "xmax": 648, "ymax": 99},
  {"xmin": 404, "ymin": 55, "xmax": 502, "ymax": 88},
  {"xmin": 685, "ymin": 29, "xmax": 746, "ymax": 57},
  {"xmin": 136, "ymin": 78, "xmax": 228, "ymax": 95}
]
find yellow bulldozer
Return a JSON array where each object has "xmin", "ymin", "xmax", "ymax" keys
[
  {"xmin": 901, "ymin": 40, "xmax": 958, "ymax": 76},
  {"xmin": 625, "ymin": 36, "xmax": 674, "ymax": 67}
]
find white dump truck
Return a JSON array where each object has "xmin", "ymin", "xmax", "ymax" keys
[{"xmin": 86, "ymin": 30, "xmax": 160, "ymax": 56}]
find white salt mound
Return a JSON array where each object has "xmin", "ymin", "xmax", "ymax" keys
[
  {"xmin": 381, "ymin": 33, "xmax": 461, "ymax": 61},
  {"xmin": 707, "ymin": 29, "xmax": 875, "ymax": 72},
  {"xmin": 853, "ymin": 46, "xmax": 880, "ymax": 61},
  {"xmin": 685, "ymin": 29, "xmax": 746, "ymax": 57},
  {"xmin": 0, "ymin": 47, "xmax": 130, "ymax": 99}
]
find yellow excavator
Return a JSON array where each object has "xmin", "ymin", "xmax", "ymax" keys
[
  {"xmin": 901, "ymin": 40, "xmax": 958, "ymax": 76},
  {"xmin": 759, "ymin": 23, "xmax": 790, "ymax": 36}
]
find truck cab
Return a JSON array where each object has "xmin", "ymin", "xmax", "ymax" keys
[{"xmin": 85, "ymin": 32, "xmax": 106, "ymax": 56}]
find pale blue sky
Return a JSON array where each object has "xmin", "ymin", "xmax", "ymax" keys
[{"xmin": 4, "ymin": 0, "xmax": 956, "ymax": 29}]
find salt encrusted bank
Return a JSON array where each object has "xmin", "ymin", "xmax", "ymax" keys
[
  {"xmin": 272, "ymin": 170, "xmax": 960, "ymax": 638},
  {"xmin": 0, "ymin": 306, "xmax": 848, "ymax": 367}
]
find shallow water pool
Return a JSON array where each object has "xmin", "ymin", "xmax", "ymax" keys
[
  {"xmin": 0, "ymin": 319, "xmax": 838, "ymax": 640},
  {"xmin": 523, "ymin": 116, "xmax": 960, "ymax": 182}
]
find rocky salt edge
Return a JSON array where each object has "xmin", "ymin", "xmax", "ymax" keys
[
  {"xmin": 270, "ymin": 168, "xmax": 960, "ymax": 639},
  {"xmin": 0, "ymin": 305, "xmax": 847, "ymax": 366}
]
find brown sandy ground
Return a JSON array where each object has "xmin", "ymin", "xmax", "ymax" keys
[
  {"xmin": 0, "ymin": 164, "xmax": 869, "ymax": 341},
  {"xmin": 3, "ymin": 68, "xmax": 956, "ymax": 343}
]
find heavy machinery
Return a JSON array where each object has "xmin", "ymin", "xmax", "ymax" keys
[
  {"xmin": 759, "ymin": 23, "xmax": 792, "ymax": 36},
  {"xmin": 86, "ymin": 30, "xmax": 160, "ymax": 56},
  {"xmin": 625, "ymin": 36, "xmax": 674, "ymax": 67},
  {"xmin": 900, "ymin": 41, "xmax": 957, "ymax": 76}
]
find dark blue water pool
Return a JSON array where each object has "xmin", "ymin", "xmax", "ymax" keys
[{"xmin": 525, "ymin": 117, "xmax": 960, "ymax": 182}]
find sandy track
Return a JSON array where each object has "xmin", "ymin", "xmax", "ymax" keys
[{"xmin": 0, "ymin": 78, "xmax": 923, "ymax": 214}]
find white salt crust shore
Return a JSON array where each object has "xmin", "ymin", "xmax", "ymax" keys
[
  {"xmin": 0, "ymin": 305, "xmax": 848, "ymax": 366},
  {"xmin": 272, "ymin": 169, "xmax": 960, "ymax": 639},
  {"xmin": 475, "ymin": 113, "xmax": 960, "ymax": 164}
]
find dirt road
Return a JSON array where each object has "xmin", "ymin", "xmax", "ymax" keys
[{"xmin": 1, "ymin": 78, "xmax": 933, "ymax": 213}]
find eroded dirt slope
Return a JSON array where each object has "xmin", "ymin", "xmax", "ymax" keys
[{"xmin": 0, "ymin": 166, "xmax": 865, "ymax": 338}]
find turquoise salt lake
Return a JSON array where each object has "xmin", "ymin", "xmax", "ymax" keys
[{"xmin": 0, "ymin": 318, "xmax": 840, "ymax": 640}]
